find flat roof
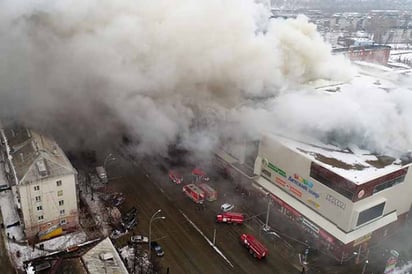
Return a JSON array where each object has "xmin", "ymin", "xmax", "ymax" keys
[
  {"xmin": 81, "ymin": 237, "xmax": 129, "ymax": 274},
  {"xmin": 255, "ymin": 177, "xmax": 397, "ymax": 244},
  {"xmin": 267, "ymin": 133, "xmax": 411, "ymax": 185}
]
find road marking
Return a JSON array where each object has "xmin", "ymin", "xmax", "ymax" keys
[{"xmin": 179, "ymin": 209, "xmax": 234, "ymax": 268}]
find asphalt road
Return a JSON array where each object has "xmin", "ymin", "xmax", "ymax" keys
[{"xmin": 107, "ymin": 152, "xmax": 299, "ymax": 274}]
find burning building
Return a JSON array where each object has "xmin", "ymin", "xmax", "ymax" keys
[{"xmin": 253, "ymin": 133, "xmax": 412, "ymax": 262}]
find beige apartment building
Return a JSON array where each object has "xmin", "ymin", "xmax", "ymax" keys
[{"xmin": 1, "ymin": 126, "xmax": 79, "ymax": 241}]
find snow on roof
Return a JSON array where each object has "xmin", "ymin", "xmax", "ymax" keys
[
  {"xmin": 2, "ymin": 127, "xmax": 76, "ymax": 184},
  {"xmin": 269, "ymin": 133, "xmax": 410, "ymax": 185},
  {"xmin": 82, "ymin": 237, "xmax": 129, "ymax": 274}
]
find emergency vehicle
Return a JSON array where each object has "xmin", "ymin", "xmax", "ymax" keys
[
  {"xmin": 183, "ymin": 184, "xmax": 205, "ymax": 204},
  {"xmin": 240, "ymin": 233, "xmax": 268, "ymax": 259},
  {"xmin": 198, "ymin": 183, "xmax": 217, "ymax": 201},
  {"xmin": 168, "ymin": 170, "xmax": 183, "ymax": 184},
  {"xmin": 216, "ymin": 212, "xmax": 244, "ymax": 224},
  {"xmin": 192, "ymin": 168, "xmax": 210, "ymax": 182}
]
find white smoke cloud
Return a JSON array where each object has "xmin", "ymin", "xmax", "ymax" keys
[{"xmin": 0, "ymin": 0, "xmax": 361, "ymax": 157}]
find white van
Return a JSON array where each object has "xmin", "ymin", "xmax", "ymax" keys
[{"xmin": 96, "ymin": 166, "xmax": 108, "ymax": 183}]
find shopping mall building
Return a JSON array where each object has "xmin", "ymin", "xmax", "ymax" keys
[{"xmin": 251, "ymin": 133, "xmax": 412, "ymax": 262}]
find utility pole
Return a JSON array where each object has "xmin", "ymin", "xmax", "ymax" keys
[{"xmin": 264, "ymin": 196, "xmax": 271, "ymax": 231}]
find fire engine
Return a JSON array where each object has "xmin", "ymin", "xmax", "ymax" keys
[
  {"xmin": 168, "ymin": 170, "xmax": 183, "ymax": 184},
  {"xmin": 198, "ymin": 183, "xmax": 217, "ymax": 201},
  {"xmin": 240, "ymin": 233, "xmax": 268, "ymax": 259},
  {"xmin": 183, "ymin": 184, "xmax": 205, "ymax": 204},
  {"xmin": 216, "ymin": 212, "xmax": 244, "ymax": 224}
]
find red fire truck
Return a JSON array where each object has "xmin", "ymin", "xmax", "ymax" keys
[
  {"xmin": 182, "ymin": 184, "xmax": 205, "ymax": 204},
  {"xmin": 240, "ymin": 233, "xmax": 268, "ymax": 259},
  {"xmin": 216, "ymin": 212, "xmax": 244, "ymax": 224},
  {"xmin": 198, "ymin": 183, "xmax": 217, "ymax": 201}
]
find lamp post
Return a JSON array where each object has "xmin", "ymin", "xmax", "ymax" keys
[
  {"xmin": 263, "ymin": 195, "xmax": 271, "ymax": 231},
  {"xmin": 148, "ymin": 209, "xmax": 166, "ymax": 260},
  {"xmin": 361, "ymin": 260, "xmax": 369, "ymax": 274}
]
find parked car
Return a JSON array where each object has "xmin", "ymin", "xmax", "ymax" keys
[
  {"xmin": 221, "ymin": 203, "xmax": 234, "ymax": 212},
  {"xmin": 150, "ymin": 241, "xmax": 164, "ymax": 257},
  {"xmin": 124, "ymin": 217, "xmax": 138, "ymax": 230},
  {"xmin": 168, "ymin": 170, "xmax": 183, "ymax": 184},
  {"xmin": 131, "ymin": 235, "xmax": 149, "ymax": 244},
  {"xmin": 110, "ymin": 226, "xmax": 128, "ymax": 239},
  {"xmin": 123, "ymin": 207, "xmax": 137, "ymax": 222}
]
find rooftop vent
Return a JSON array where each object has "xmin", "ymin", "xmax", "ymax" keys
[{"xmin": 36, "ymin": 159, "xmax": 48, "ymax": 177}]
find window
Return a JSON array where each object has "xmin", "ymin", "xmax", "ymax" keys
[
  {"xmin": 60, "ymin": 219, "xmax": 67, "ymax": 225},
  {"xmin": 36, "ymin": 206, "xmax": 42, "ymax": 211},
  {"xmin": 357, "ymin": 202, "xmax": 385, "ymax": 226},
  {"xmin": 34, "ymin": 185, "xmax": 40, "ymax": 191},
  {"xmin": 60, "ymin": 209, "xmax": 65, "ymax": 215},
  {"xmin": 57, "ymin": 190, "xmax": 63, "ymax": 197},
  {"xmin": 56, "ymin": 180, "xmax": 62, "ymax": 187},
  {"xmin": 58, "ymin": 200, "xmax": 64, "ymax": 206},
  {"xmin": 38, "ymin": 215, "xmax": 44, "ymax": 221},
  {"xmin": 35, "ymin": 196, "xmax": 41, "ymax": 202},
  {"xmin": 310, "ymin": 162, "xmax": 355, "ymax": 200},
  {"xmin": 373, "ymin": 175, "xmax": 405, "ymax": 194}
]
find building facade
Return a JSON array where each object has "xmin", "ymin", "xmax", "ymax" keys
[
  {"xmin": 1, "ymin": 127, "xmax": 79, "ymax": 241},
  {"xmin": 253, "ymin": 133, "xmax": 412, "ymax": 261}
]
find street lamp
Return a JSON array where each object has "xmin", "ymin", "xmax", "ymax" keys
[
  {"xmin": 148, "ymin": 209, "xmax": 166, "ymax": 260},
  {"xmin": 263, "ymin": 194, "xmax": 271, "ymax": 231},
  {"xmin": 361, "ymin": 260, "xmax": 369, "ymax": 274}
]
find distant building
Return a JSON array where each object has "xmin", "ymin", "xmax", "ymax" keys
[
  {"xmin": 333, "ymin": 44, "xmax": 391, "ymax": 65},
  {"xmin": 0, "ymin": 126, "xmax": 79, "ymax": 241}
]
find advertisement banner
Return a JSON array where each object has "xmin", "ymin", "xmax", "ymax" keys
[{"xmin": 384, "ymin": 250, "xmax": 399, "ymax": 274}]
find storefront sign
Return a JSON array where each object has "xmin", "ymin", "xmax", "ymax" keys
[
  {"xmin": 384, "ymin": 250, "xmax": 399, "ymax": 274},
  {"xmin": 294, "ymin": 173, "xmax": 314, "ymax": 189},
  {"xmin": 325, "ymin": 194, "xmax": 346, "ymax": 210},
  {"xmin": 263, "ymin": 159, "xmax": 287, "ymax": 178},
  {"xmin": 307, "ymin": 199, "xmax": 320, "ymax": 209},
  {"xmin": 288, "ymin": 175, "xmax": 320, "ymax": 199},
  {"xmin": 289, "ymin": 185, "xmax": 302, "ymax": 197},
  {"xmin": 275, "ymin": 177, "xmax": 287, "ymax": 187}
]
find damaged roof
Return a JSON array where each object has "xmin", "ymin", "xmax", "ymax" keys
[{"xmin": 269, "ymin": 134, "xmax": 412, "ymax": 185}]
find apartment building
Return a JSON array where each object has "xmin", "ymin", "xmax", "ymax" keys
[{"xmin": 1, "ymin": 126, "xmax": 79, "ymax": 241}]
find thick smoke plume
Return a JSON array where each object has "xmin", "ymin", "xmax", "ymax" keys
[{"xmin": 6, "ymin": 0, "xmax": 408, "ymax": 159}]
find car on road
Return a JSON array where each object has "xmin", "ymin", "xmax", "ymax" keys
[
  {"xmin": 131, "ymin": 235, "xmax": 149, "ymax": 244},
  {"xmin": 168, "ymin": 170, "xmax": 183, "ymax": 184},
  {"xmin": 221, "ymin": 203, "xmax": 234, "ymax": 212},
  {"xmin": 150, "ymin": 241, "xmax": 164, "ymax": 257}
]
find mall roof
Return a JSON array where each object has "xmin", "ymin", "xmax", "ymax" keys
[{"xmin": 265, "ymin": 133, "xmax": 412, "ymax": 185}]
